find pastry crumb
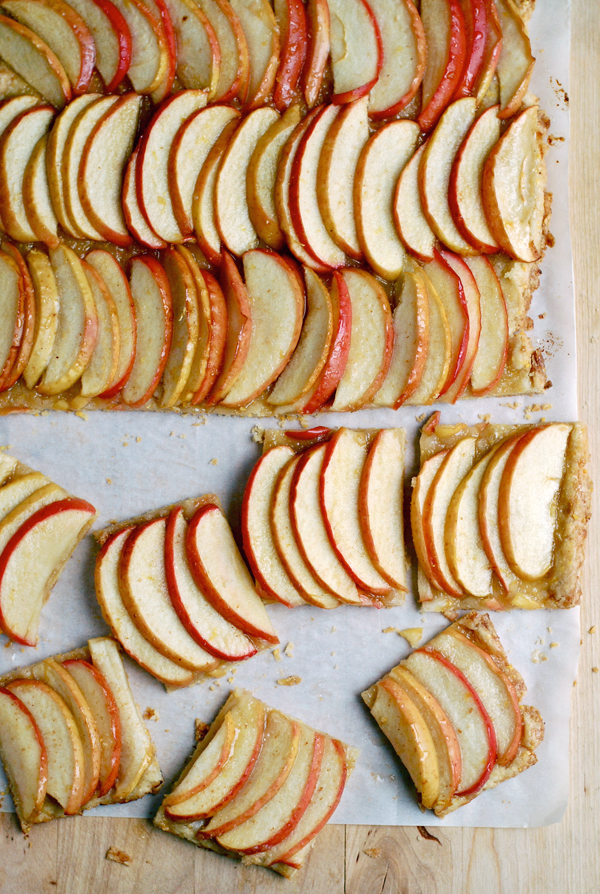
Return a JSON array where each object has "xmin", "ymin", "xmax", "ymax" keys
[
  {"xmin": 331, "ymin": 626, "xmax": 336, "ymax": 633},
  {"xmin": 589, "ymin": 626, "xmax": 597, "ymax": 634},
  {"xmin": 284, "ymin": 642, "xmax": 294, "ymax": 658},
  {"xmin": 531, "ymin": 649, "xmax": 548, "ymax": 663},
  {"xmin": 143, "ymin": 708, "xmax": 159, "ymax": 721},
  {"xmin": 251, "ymin": 425, "xmax": 265, "ymax": 443},
  {"xmin": 363, "ymin": 847, "xmax": 382, "ymax": 859},
  {"xmin": 227, "ymin": 677, "xmax": 235, "ymax": 684},
  {"xmin": 136, "ymin": 436, "xmax": 142, "ymax": 442},
  {"xmin": 550, "ymin": 642, "xmax": 559, "ymax": 649},
  {"xmin": 75, "ymin": 411, "xmax": 88, "ymax": 421},
  {"xmin": 209, "ymin": 458, "xmax": 218, "ymax": 465},
  {"xmin": 272, "ymin": 648, "xmax": 281, "ymax": 661},
  {"xmin": 106, "ymin": 478, "xmax": 112, "ymax": 485},
  {"xmin": 179, "ymin": 434, "xmax": 186, "ymax": 439},
  {"xmin": 106, "ymin": 847, "xmax": 131, "ymax": 866},
  {"xmin": 194, "ymin": 720, "xmax": 209, "ymax": 742},
  {"xmin": 500, "ymin": 402, "xmax": 520, "ymax": 409},
  {"xmin": 298, "ymin": 416, "xmax": 312, "ymax": 429},
  {"xmin": 415, "ymin": 413, "xmax": 427, "ymax": 422},
  {"xmin": 276, "ymin": 675, "xmax": 302, "ymax": 686},
  {"xmin": 477, "ymin": 414, "xmax": 491, "ymax": 423},
  {"xmin": 593, "ymin": 667, "xmax": 599, "ymax": 674}
]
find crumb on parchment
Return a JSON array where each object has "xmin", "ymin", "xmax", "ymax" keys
[
  {"xmin": 143, "ymin": 708, "xmax": 159, "ymax": 721},
  {"xmin": 251, "ymin": 426, "xmax": 265, "ymax": 443},
  {"xmin": 210, "ymin": 458, "xmax": 218, "ymax": 465},
  {"xmin": 550, "ymin": 642, "xmax": 559, "ymax": 649},
  {"xmin": 106, "ymin": 478, "xmax": 112, "ymax": 485},
  {"xmin": 75, "ymin": 411, "xmax": 88, "ymax": 421},
  {"xmin": 106, "ymin": 848, "xmax": 132, "ymax": 866},
  {"xmin": 383, "ymin": 627, "xmax": 423, "ymax": 646},
  {"xmin": 284, "ymin": 642, "xmax": 294, "ymax": 658},
  {"xmin": 276, "ymin": 675, "xmax": 302, "ymax": 686},
  {"xmin": 272, "ymin": 648, "xmax": 281, "ymax": 662},
  {"xmin": 195, "ymin": 720, "xmax": 209, "ymax": 742},
  {"xmin": 531, "ymin": 650, "xmax": 548, "ymax": 663}
]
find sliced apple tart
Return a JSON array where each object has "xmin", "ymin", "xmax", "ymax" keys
[
  {"xmin": 362, "ymin": 612, "xmax": 544, "ymax": 816},
  {"xmin": 154, "ymin": 689, "xmax": 358, "ymax": 877},
  {"xmin": 412, "ymin": 416, "xmax": 592, "ymax": 612},
  {"xmin": 0, "ymin": 636, "xmax": 162, "ymax": 832},
  {"xmin": 94, "ymin": 495, "xmax": 279, "ymax": 689}
]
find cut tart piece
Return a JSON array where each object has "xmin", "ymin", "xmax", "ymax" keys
[
  {"xmin": 362, "ymin": 612, "xmax": 544, "ymax": 816},
  {"xmin": 412, "ymin": 415, "xmax": 592, "ymax": 611},
  {"xmin": 0, "ymin": 636, "xmax": 162, "ymax": 832},
  {"xmin": 154, "ymin": 689, "xmax": 357, "ymax": 877}
]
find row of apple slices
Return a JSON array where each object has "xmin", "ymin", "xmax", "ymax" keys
[
  {"xmin": 157, "ymin": 689, "xmax": 354, "ymax": 872},
  {"xmin": 412, "ymin": 423, "xmax": 572, "ymax": 606},
  {"xmin": 362, "ymin": 613, "xmax": 542, "ymax": 816},
  {"xmin": 95, "ymin": 499, "xmax": 278, "ymax": 688},
  {"xmin": 0, "ymin": 637, "xmax": 160, "ymax": 830}
]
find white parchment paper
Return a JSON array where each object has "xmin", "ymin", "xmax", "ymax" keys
[{"xmin": 0, "ymin": 0, "xmax": 578, "ymax": 828}]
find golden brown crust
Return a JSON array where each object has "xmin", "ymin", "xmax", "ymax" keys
[{"xmin": 94, "ymin": 494, "xmax": 221, "ymax": 547}]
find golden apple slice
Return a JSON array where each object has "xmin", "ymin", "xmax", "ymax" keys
[
  {"xmin": 418, "ymin": 0, "xmax": 467, "ymax": 132},
  {"xmin": 204, "ymin": 251, "xmax": 251, "ymax": 405},
  {"xmin": 494, "ymin": 0, "xmax": 534, "ymax": 119},
  {"xmin": 355, "ymin": 120, "xmax": 419, "ymax": 279},
  {"xmin": 478, "ymin": 433, "xmax": 523, "ymax": 592},
  {"xmin": 411, "ymin": 449, "xmax": 448, "ymax": 592},
  {"xmin": 198, "ymin": 0, "xmax": 249, "ymax": 102},
  {"xmin": 159, "ymin": 249, "xmax": 200, "ymax": 409},
  {"xmin": 0, "ymin": 687, "xmax": 47, "ymax": 825},
  {"xmin": 367, "ymin": 0, "xmax": 426, "ymax": 118},
  {"xmin": 0, "ymin": 244, "xmax": 36, "ymax": 392},
  {"xmin": 328, "ymin": 0, "xmax": 382, "ymax": 104},
  {"xmin": 302, "ymin": 0, "xmax": 328, "ymax": 108},
  {"xmin": 23, "ymin": 133, "xmax": 59, "ymax": 248},
  {"xmin": 498, "ymin": 424, "xmax": 571, "ymax": 581},
  {"xmin": 162, "ymin": 0, "xmax": 219, "ymax": 95},
  {"xmin": 66, "ymin": 0, "xmax": 131, "ymax": 92},
  {"xmin": 0, "ymin": 252, "xmax": 24, "ymax": 390},
  {"xmin": 463, "ymin": 254, "xmax": 508, "ymax": 396},
  {"xmin": 0, "ymin": 471, "xmax": 51, "ymax": 523},
  {"xmin": 144, "ymin": 0, "xmax": 176, "ymax": 104},
  {"xmin": 192, "ymin": 116, "xmax": 240, "ymax": 265},
  {"xmin": 76, "ymin": 263, "xmax": 119, "ymax": 401},
  {"xmin": 121, "ymin": 147, "xmax": 167, "ymax": 250},
  {"xmin": 272, "ymin": 0, "xmax": 307, "ymax": 112},
  {"xmin": 422, "ymin": 253, "xmax": 468, "ymax": 400},
  {"xmin": 394, "ymin": 144, "xmax": 437, "ymax": 263},
  {"xmin": 229, "ymin": 0, "xmax": 279, "ymax": 109},
  {"xmin": 406, "ymin": 269, "xmax": 451, "ymax": 406},
  {"xmin": 111, "ymin": 0, "xmax": 170, "ymax": 94},
  {"xmin": 438, "ymin": 250, "xmax": 481, "ymax": 403},
  {"xmin": 0, "ymin": 93, "xmax": 38, "ymax": 136},
  {"xmin": 474, "ymin": 0, "xmax": 502, "ymax": 105},
  {"xmin": 0, "ymin": 14, "xmax": 70, "ymax": 108},
  {"xmin": 95, "ymin": 527, "xmax": 195, "ymax": 688},
  {"xmin": 166, "ymin": 712, "xmax": 236, "ymax": 808}
]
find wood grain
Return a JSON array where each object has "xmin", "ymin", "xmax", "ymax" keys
[{"xmin": 1, "ymin": 0, "xmax": 599, "ymax": 890}]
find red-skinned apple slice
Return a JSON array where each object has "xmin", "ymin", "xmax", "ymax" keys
[
  {"xmin": 204, "ymin": 252, "xmax": 251, "ymax": 405},
  {"xmin": 463, "ymin": 254, "xmax": 507, "ymax": 395},
  {"xmin": 186, "ymin": 502, "xmax": 279, "ymax": 643},
  {"xmin": 0, "ymin": 244, "xmax": 36, "ymax": 393},
  {"xmin": 111, "ymin": 0, "xmax": 170, "ymax": 94},
  {"xmin": 78, "ymin": 262, "xmax": 119, "ymax": 401},
  {"xmin": 394, "ymin": 144, "xmax": 437, "ymax": 263},
  {"xmin": 422, "ymin": 252, "xmax": 468, "ymax": 399},
  {"xmin": 177, "ymin": 259, "xmax": 227, "ymax": 406},
  {"xmin": 121, "ymin": 256, "xmax": 173, "ymax": 408},
  {"xmin": 367, "ymin": 0, "xmax": 427, "ymax": 118},
  {"xmin": 478, "ymin": 432, "xmax": 523, "ymax": 592},
  {"xmin": 0, "ymin": 252, "xmax": 25, "ymax": 393},
  {"xmin": 22, "ymin": 133, "xmax": 59, "ymax": 248},
  {"xmin": 474, "ymin": 0, "xmax": 501, "ymax": 104},
  {"xmin": 165, "ymin": 506, "xmax": 258, "ymax": 659},
  {"xmin": 22, "ymin": 250, "xmax": 58, "ymax": 390},
  {"xmin": 406, "ymin": 267, "xmax": 452, "ymax": 406},
  {"xmin": 453, "ymin": 0, "xmax": 487, "ymax": 98},
  {"xmin": 192, "ymin": 116, "xmax": 240, "ymax": 265},
  {"xmin": 66, "ymin": 0, "xmax": 131, "ymax": 91},
  {"xmin": 143, "ymin": 0, "xmax": 176, "ymax": 103},
  {"xmin": 0, "ymin": 687, "xmax": 47, "ymax": 825},
  {"xmin": 94, "ymin": 527, "xmax": 195, "ymax": 688},
  {"xmin": 159, "ymin": 248, "xmax": 200, "ymax": 408},
  {"xmin": 162, "ymin": 0, "xmax": 219, "ymax": 95},
  {"xmin": 122, "ymin": 148, "xmax": 167, "ymax": 250},
  {"xmin": 165, "ymin": 712, "xmax": 236, "ymax": 807},
  {"xmin": 241, "ymin": 446, "xmax": 307, "ymax": 608},
  {"xmin": 437, "ymin": 250, "xmax": 481, "ymax": 403},
  {"xmin": 273, "ymin": 0, "xmax": 307, "ymax": 111},
  {"xmin": 229, "ymin": 0, "xmax": 279, "ymax": 109},
  {"xmin": 198, "ymin": 0, "xmax": 249, "ymax": 102},
  {"xmin": 411, "ymin": 449, "xmax": 448, "ymax": 593},
  {"xmin": 328, "ymin": 0, "xmax": 382, "ymax": 104},
  {"xmin": 494, "ymin": 0, "xmax": 534, "ymax": 119},
  {"xmin": 418, "ymin": 0, "xmax": 467, "ymax": 132},
  {"xmin": 0, "ymin": 14, "xmax": 71, "ymax": 108},
  {"xmin": 302, "ymin": 0, "xmax": 329, "ymax": 108},
  {"xmin": 0, "ymin": 473, "xmax": 53, "ymax": 527}
]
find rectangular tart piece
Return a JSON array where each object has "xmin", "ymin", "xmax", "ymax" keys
[
  {"xmin": 0, "ymin": 636, "xmax": 162, "ymax": 832},
  {"xmin": 154, "ymin": 689, "xmax": 358, "ymax": 877},
  {"xmin": 362, "ymin": 612, "xmax": 544, "ymax": 817}
]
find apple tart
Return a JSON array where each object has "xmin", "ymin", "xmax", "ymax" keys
[
  {"xmin": 154, "ymin": 689, "xmax": 358, "ymax": 877},
  {"xmin": 94, "ymin": 495, "xmax": 279, "ymax": 689},
  {"xmin": 412, "ymin": 417, "xmax": 592, "ymax": 612},
  {"xmin": 362, "ymin": 612, "xmax": 544, "ymax": 817},
  {"xmin": 0, "ymin": 636, "xmax": 162, "ymax": 832}
]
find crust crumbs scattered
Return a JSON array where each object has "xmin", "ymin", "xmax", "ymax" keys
[
  {"xmin": 589, "ymin": 626, "xmax": 597, "ymax": 634},
  {"xmin": 364, "ymin": 847, "xmax": 382, "ymax": 859},
  {"xmin": 277, "ymin": 676, "xmax": 302, "ymax": 686},
  {"xmin": 251, "ymin": 425, "xmax": 265, "ymax": 443},
  {"xmin": 209, "ymin": 458, "xmax": 218, "ymax": 465},
  {"xmin": 415, "ymin": 413, "xmax": 427, "ymax": 422},
  {"xmin": 478, "ymin": 414, "xmax": 491, "ymax": 423},
  {"xmin": 298, "ymin": 416, "xmax": 312, "ymax": 429},
  {"xmin": 501, "ymin": 402, "xmax": 520, "ymax": 409},
  {"xmin": 284, "ymin": 642, "xmax": 294, "ymax": 658},
  {"xmin": 106, "ymin": 848, "xmax": 132, "ymax": 866},
  {"xmin": 143, "ymin": 708, "xmax": 159, "ymax": 721},
  {"xmin": 531, "ymin": 649, "xmax": 548, "ymax": 663},
  {"xmin": 136, "ymin": 437, "xmax": 142, "ymax": 443},
  {"xmin": 106, "ymin": 478, "xmax": 112, "ymax": 485},
  {"xmin": 550, "ymin": 642, "xmax": 559, "ymax": 649},
  {"xmin": 272, "ymin": 648, "xmax": 281, "ymax": 662},
  {"xmin": 194, "ymin": 720, "xmax": 209, "ymax": 742},
  {"xmin": 75, "ymin": 411, "xmax": 88, "ymax": 421}
]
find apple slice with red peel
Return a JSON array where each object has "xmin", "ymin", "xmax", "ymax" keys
[
  {"xmin": 120, "ymin": 518, "xmax": 218, "ymax": 671},
  {"xmin": 411, "ymin": 450, "xmax": 449, "ymax": 593},
  {"xmin": 122, "ymin": 148, "xmax": 167, "ymax": 250},
  {"xmin": 0, "ymin": 688, "xmax": 47, "ymax": 825},
  {"xmin": 474, "ymin": 0, "xmax": 501, "ymax": 104},
  {"xmin": 0, "ymin": 252, "xmax": 24, "ymax": 392},
  {"xmin": 162, "ymin": 0, "xmax": 219, "ymax": 95},
  {"xmin": 394, "ymin": 145, "xmax": 437, "ymax": 263},
  {"xmin": 198, "ymin": 0, "xmax": 249, "ymax": 103},
  {"xmin": 453, "ymin": 0, "xmax": 488, "ymax": 98},
  {"xmin": 229, "ymin": 0, "xmax": 279, "ymax": 109},
  {"xmin": 203, "ymin": 710, "xmax": 301, "ymax": 836},
  {"xmin": 1, "ymin": 244, "xmax": 36, "ymax": 392},
  {"xmin": 144, "ymin": 0, "xmax": 176, "ymax": 103},
  {"xmin": 332, "ymin": 269, "xmax": 393, "ymax": 412},
  {"xmin": 270, "ymin": 455, "xmax": 339, "ymax": 610},
  {"xmin": 215, "ymin": 106, "xmax": 279, "ymax": 257},
  {"xmin": 220, "ymin": 250, "xmax": 304, "ymax": 408},
  {"xmin": 241, "ymin": 447, "xmax": 307, "ymax": 608},
  {"xmin": 178, "ymin": 260, "xmax": 227, "ymax": 406},
  {"xmin": 478, "ymin": 432, "xmax": 524, "ymax": 592},
  {"xmin": 66, "ymin": 0, "xmax": 131, "ymax": 91},
  {"xmin": 23, "ymin": 250, "xmax": 59, "ymax": 390},
  {"xmin": 367, "ymin": 0, "xmax": 426, "ymax": 118},
  {"xmin": 328, "ymin": 0, "xmax": 382, "ymax": 104},
  {"xmin": 6, "ymin": 679, "xmax": 85, "ymax": 814},
  {"xmin": 302, "ymin": 0, "xmax": 329, "ymax": 108},
  {"xmin": 358, "ymin": 429, "xmax": 407, "ymax": 591},
  {"xmin": 498, "ymin": 424, "xmax": 570, "ymax": 582},
  {"xmin": 418, "ymin": 0, "xmax": 467, "ymax": 132},
  {"xmin": 192, "ymin": 116, "xmax": 240, "ymax": 265},
  {"xmin": 121, "ymin": 257, "xmax": 173, "ymax": 408},
  {"xmin": 406, "ymin": 648, "xmax": 497, "ymax": 797},
  {"xmin": 0, "ymin": 14, "xmax": 71, "ymax": 108},
  {"xmin": 166, "ymin": 712, "xmax": 236, "ymax": 809},
  {"xmin": 23, "ymin": 133, "xmax": 59, "ymax": 248},
  {"xmin": 320, "ymin": 429, "xmax": 391, "ymax": 595},
  {"xmin": 204, "ymin": 252, "xmax": 251, "ymax": 405},
  {"xmin": 186, "ymin": 503, "xmax": 279, "ymax": 643},
  {"xmin": 165, "ymin": 507, "xmax": 258, "ymax": 659},
  {"xmin": 111, "ymin": 0, "xmax": 170, "ymax": 94},
  {"xmin": 273, "ymin": 0, "xmax": 307, "ymax": 112},
  {"xmin": 159, "ymin": 248, "xmax": 200, "ymax": 408},
  {"xmin": 464, "ymin": 255, "xmax": 507, "ymax": 395},
  {"xmin": 94, "ymin": 527, "xmax": 195, "ymax": 689},
  {"xmin": 449, "ymin": 104, "xmax": 500, "ymax": 253},
  {"xmin": 0, "ymin": 472, "xmax": 52, "ymax": 525},
  {"xmin": 422, "ymin": 252, "xmax": 468, "ymax": 399},
  {"xmin": 61, "ymin": 659, "xmax": 121, "ymax": 798},
  {"xmin": 494, "ymin": 0, "xmax": 534, "ymax": 118},
  {"xmin": 78, "ymin": 262, "xmax": 119, "ymax": 401},
  {"xmin": 86, "ymin": 250, "xmax": 137, "ymax": 400},
  {"xmin": 437, "ymin": 250, "xmax": 481, "ymax": 403},
  {"xmin": 406, "ymin": 270, "xmax": 452, "ymax": 406}
]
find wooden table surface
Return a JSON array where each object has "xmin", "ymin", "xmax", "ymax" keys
[{"xmin": 2, "ymin": 2, "xmax": 599, "ymax": 891}]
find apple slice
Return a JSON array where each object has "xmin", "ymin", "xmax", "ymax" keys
[
  {"xmin": 241, "ymin": 447, "xmax": 307, "ymax": 608},
  {"xmin": 111, "ymin": 0, "xmax": 170, "ymax": 94},
  {"xmin": 478, "ymin": 432, "xmax": 523, "ymax": 592},
  {"xmin": 120, "ymin": 517, "xmax": 218, "ymax": 671},
  {"xmin": 0, "ymin": 245, "xmax": 36, "ymax": 392},
  {"xmin": 37, "ymin": 246, "xmax": 98, "ymax": 396},
  {"xmin": 0, "ymin": 472, "xmax": 53, "ymax": 524},
  {"xmin": 437, "ymin": 250, "xmax": 481, "ymax": 403},
  {"xmin": 0, "ymin": 252, "xmax": 24, "ymax": 392},
  {"xmin": 422, "ymin": 252, "xmax": 468, "ymax": 399},
  {"xmin": 270, "ymin": 455, "xmax": 339, "ymax": 610},
  {"xmin": 474, "ymin": 0, "xmax": 502, "ymax": 104},
  {"xmin": 204, "ymin": 252, "xmax": 251, "ymax": 405},
  {"xmin": 219, "ymin": 250, "xmax": 304, "ymax": 408},
  {"xmin": 22, "ymin": 133, "xmax": 59, "ymax": 248},
  {"xmin": 320, "ymin": 428, "xmax": 392, "ymax": 595},
  {"xmin": 0, "ymin": 85, "xmax": 39, "ymax": 130},
  {"xmin": 358, "ymin": 429, "xmax": 407, "ymax": 590},
  {"xmin": 328, "ymin": 0, "xmax": 382, "ymax": 104},
  {"xmin": 169, "ymin": 104, "xmax": 240, "ymax": 238},
  {"xmin": 137, "ymin": 90, "xmax": 209, "ymax": 245},
  {"xmin": 86, "ymin": 250, "xmax": 137, "ymax": 400},
  {"xmin": 498, "ymin": 424, "xmax": 570, "ymax": 581},
  {"xmin": 94, "ymin": 527, "xmax": 195, "ymax": 688},
  {"xmin": 273, "ymin": 0, "xmax": 307, "ymax": 111},
  {"xmin": 355, "ymin": 120, "xmax": 420, "ymax": 279},
  {"xmin": 121, "ymin": 257, "xmax": 173, "ymax": 408},
  {"xmin": 215, "ymin": 107, "xmax": 279, "ymax": 257},
  {"xmin": 66, "ymin": 0, "xmax": 131, "ymax": 91},
  {"xmin": 411, "ymin": 449, "xmax": 448, "ymax": 592},
  {"xmin": 22, "ymin": 251, "xmax": 58, "ymax": 389},
  {"xmin": 165, "ymin": 506, "xmax": 258, "ymax": 659},
  {"xmin": 406, "ymin": 269, "xmax": 452, "ymax": 406},
  {"xmin": 78, "ymin": 262, "xmax": 119, "ymax": 400},
  {"xmin": 482, "ymin": 104, "xmax": 545, "ymax": 263},
  {"xmin": 494, "ymin": 0, "xmax": 534, "ymax": 118},
  {"xmin": 79, "ymin": 93, "xmax": 142, "ymax": 247},
  {"xmin": 393, "ymin": 144, "xmax": 437, "ymax": 263},
  {"xmin": 165, "ymin": 692, "xmax": 265, "ymax": 820},
  {"xmin": 203, "ymin": 710, "xmax": 300, "ymax": 836},
  {"xmin": 159, "ymin": 248, "xmax": 200, "ymax": 408},
  {"xmin": 186, "ymin": 502, "xmax": 279, "ymax": 643},
  {"xmin": 419, "ymin": 97, "xmax": 478, "ymax": 255},
  {"xmin": 166, "ymin": 712, "xmax": 236, "ymax": 808},
  {"xmin": 463, "ymin": 255, "xmax": 508, "ymax": 395},
  {"xmin": 6, "ymin": 679, "xmax": 85, "ymax": 814},
  {"xmin": 162, "ymin": 0, "xmax": 219, "ymax": 95},
  {"xmin": 453, "ymin": 0, "xmax": 488, "ymax": 98},
  {"xmin": 142, "ymin": 0, "xmax": 176, "ymax": 103},
  {"xmin": 418, "ymin": 0, "xmax": 467, "ymax": 132},
  {"xmin": 302, "ymin": 0, "xmax": 329, "ymax": 107},
  {"xmin": 0, "ymin": 104, "xmax": 54, "ymax": 242},
  {"xmin": 331, "ymin": 269, "xmax": 393, "ymax": 412},
  {"xmin": 0, "ymin": 688, "xmax": 47, "ymax": 825},
  {"xmin": 192, "ymin": 116, "xmax": 240, "ymax": 265},
  {"xmin": 198, "ymin": 0, "xmax": 249, "ymax": 102},
  {"xmin": 0, "ymin": 14, "xmax": 70, "ymax": 108},
  {"xmin": 449, "ymin": 104, "xmax": 501, "ymax": 253},
  {"xmin": 406, "ymin": 648, "xmax": 496, "ymax": 796},
  {"xmin": 229, "ymin": 0, "xmax": 279, "ymax": 109},
  {"xmin": 367, "ymin": 0, "xmax": 426, "ymax": 118},
  {"xmin": 121, "ymin": 148, "xmax": 167, "ymax": 250},
  {"xmin": 247, "ymin": 104, "xmax": 301, "ymax": 251}
]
